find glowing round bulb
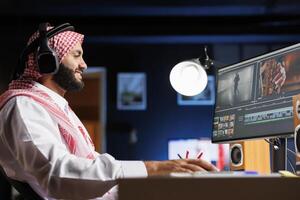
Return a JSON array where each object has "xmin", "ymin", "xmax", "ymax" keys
[{"xmin": 169, "ymin": 60, "xmax": 208, "ymax": 96}]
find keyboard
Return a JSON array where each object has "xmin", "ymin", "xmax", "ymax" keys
[{"xmin": 169, "ymin": 170, "xmax": 281, "ymax": 178}]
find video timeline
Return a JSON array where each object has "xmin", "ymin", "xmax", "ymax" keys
[{"xmin": 243, "ymin": 107, "xmax": 293, "ymax": 125}]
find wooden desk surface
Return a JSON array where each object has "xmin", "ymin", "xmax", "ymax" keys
[{"xmin": 118, "ymin": 176, "xmax": 300, "ymax": 200}]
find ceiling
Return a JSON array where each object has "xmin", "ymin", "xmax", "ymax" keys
[
  {"xmin": 1, "ymin": 0, "xmax": 300, "ymax": 16},
  {"xmin": 0, "ymin": 0, "xmax": 299, "ymax": 37}
]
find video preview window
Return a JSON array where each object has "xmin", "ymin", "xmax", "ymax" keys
[
  {"xmin": 258, "ymin": 49, "xmax": 300, "ymax": 97},
  {"xmin": 217, "ymin": 65, "xmax": 255, "ymax": 108}
]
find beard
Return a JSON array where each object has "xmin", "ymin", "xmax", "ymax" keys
[{"xmin": 52, "ymin": 63, "xmax": 85, "ymax": 92}]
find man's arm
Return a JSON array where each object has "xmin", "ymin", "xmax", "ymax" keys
[
  {"xmin": 0, "ymin": 97, "xmax": 146, "ymax": 199},
  {"xmin": 1, "ymin": 96, "xmax": 218, "ymax": 199}
]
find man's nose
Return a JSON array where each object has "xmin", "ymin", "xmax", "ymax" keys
[{"xmin": 80, "ymin": 58, "xmax": 87, "ymax": 69}]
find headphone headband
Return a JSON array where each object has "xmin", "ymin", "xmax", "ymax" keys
[
  {"xmin": 13, "ymin": 22, "xmax": 75, "ymax": 80},
  {"xmin": 22, "ymin": 23, "xmax": 74, "ymax": 59}
]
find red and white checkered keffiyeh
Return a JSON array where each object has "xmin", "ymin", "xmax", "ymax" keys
[
  {"xmin": 0, "ymin": 25, "xmax": 96, "ymax": 159},
  {"xmin": 9, "ymin": 25, "xmax": 84, "ymax": 89}
]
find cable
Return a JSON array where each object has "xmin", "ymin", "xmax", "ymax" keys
[
  {"xmin": 286, "ymin": 147, "xmax": 297, "ymax": 174},
  {"xmin": 287, "ymin": 148, "xmax": 297, "ymax": 157},
  {"xmin": 287, "ymin": 156, "xmax": 296, "ymax": 174},
  {"xmin": 264, "ymin": 139, "xmax": 270, "ymax": 144}
]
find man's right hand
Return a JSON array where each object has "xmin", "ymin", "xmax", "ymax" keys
[{"xmin": 144, "ymin": 159, "xmax": 219, "ymax": 176}]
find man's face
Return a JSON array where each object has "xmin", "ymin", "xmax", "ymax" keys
[{"xmin": 52, "ymin": 42, "xmax": 87, "ymax": 92}]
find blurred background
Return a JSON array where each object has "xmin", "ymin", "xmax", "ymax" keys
[{"xmin": 1, "ymin": 0, "xmax": 300, "ymax": 171}]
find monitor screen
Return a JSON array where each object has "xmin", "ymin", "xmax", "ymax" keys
[{"xmin": 212, "ymin": 43, "xmax": 300, "ymax": 143}]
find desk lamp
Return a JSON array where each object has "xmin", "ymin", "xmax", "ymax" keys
[{"xmin": 169, "ymin": 46, "xmax": 214, "ymax": 96}]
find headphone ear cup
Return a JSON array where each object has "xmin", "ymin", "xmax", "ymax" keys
[
  {"xmin": 37, "ymin": 22, "xmax": 60, "ymax": 74},
  {"xmin": 37, "ymin": 47, "xmax": 59, "ymax": 74}
]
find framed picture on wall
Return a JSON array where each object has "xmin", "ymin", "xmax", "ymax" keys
[
  {"xmin": 117, "ymin": 72, "xmax": 147, "ymax": 110},
  {"xmin": 177, "ymin": 76, "xmax": 215, "ymax": 105}
]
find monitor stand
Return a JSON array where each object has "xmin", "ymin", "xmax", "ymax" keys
[{"xmin": 271, "ymin": 138, "xmax": 287, "ymax": 172}]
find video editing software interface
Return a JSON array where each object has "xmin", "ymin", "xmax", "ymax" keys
[{"xmin": 213, "ymin": 44, "xmax": 300, "ymax": 143}]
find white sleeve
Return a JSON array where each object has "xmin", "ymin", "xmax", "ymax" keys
[{"xmin": 1, "ymin": 97, "xmax": 147, "ymax": 199}]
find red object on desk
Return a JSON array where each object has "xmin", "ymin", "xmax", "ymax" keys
[
  {"xmin": 217, "ymin": 144, "xmax": 225, "ymax": 170},
  {"xmin": 185, "ymin": 150, "xmax": 189, "ymax": 159},
  {"xmin": 197, "ymin": 152, "xmax": 203, "ymax": 159}
]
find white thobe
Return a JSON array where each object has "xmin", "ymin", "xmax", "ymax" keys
[{"xmin": 0, "ymin": 82, "xmax": 147, "ymax": 199}]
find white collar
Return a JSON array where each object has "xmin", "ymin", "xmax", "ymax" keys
[{"xmin": 33, "ymin": 81, "xmax": 69, "ymax": 113}]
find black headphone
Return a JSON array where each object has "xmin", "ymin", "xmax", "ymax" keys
[{"xmin": 13, "ymin": 22, "xmax": 75, "ymax": 80}]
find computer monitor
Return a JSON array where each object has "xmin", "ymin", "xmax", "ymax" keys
[{"xmin": 212, "ymin": 43, "xmax": 300, "ymax": 143}]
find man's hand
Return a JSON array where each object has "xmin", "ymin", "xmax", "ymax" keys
[{"xmin": 144, "ymin": 159, "xmax": 219, "ymax": 176}]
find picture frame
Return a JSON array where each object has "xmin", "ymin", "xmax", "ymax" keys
[
  {"xmin": 177, "ymin": 76, "xmax": 215, "ymax": 105},
  {"xmin": 117, "ymin": 72, "xmax": 147, "ymax": 110}
]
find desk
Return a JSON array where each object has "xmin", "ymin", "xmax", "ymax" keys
[{"xmin": 118, "ymin": 176, "xmax": 300, "ymax": 200}]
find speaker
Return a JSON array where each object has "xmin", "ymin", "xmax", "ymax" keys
[
  {"xmin": 229, "ymin": 140, "xmax": 271, "ymax": 174},
  {"xmin": 230, "ymin": 143, "xmax": 243, "ymax": 169},
  {"xmin": 292, "ymin": 94, "xmax": 300, "ymax": 174},
  {"xmin": 13, "ymin": 22, "xmax": 75, "ymax": 79}
]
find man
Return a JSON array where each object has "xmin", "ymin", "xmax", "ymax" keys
[
  {"xmin": 0, "ymin": 23, "xmax": 217, "ymax": 199},
  {"xmin": 233, "ymin": 72, "xmax": 240, "ymax": 104}
]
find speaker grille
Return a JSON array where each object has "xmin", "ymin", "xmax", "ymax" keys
[{"xmin": 230, "ymin": 145, "xmax": 243, "ymax": 166}]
